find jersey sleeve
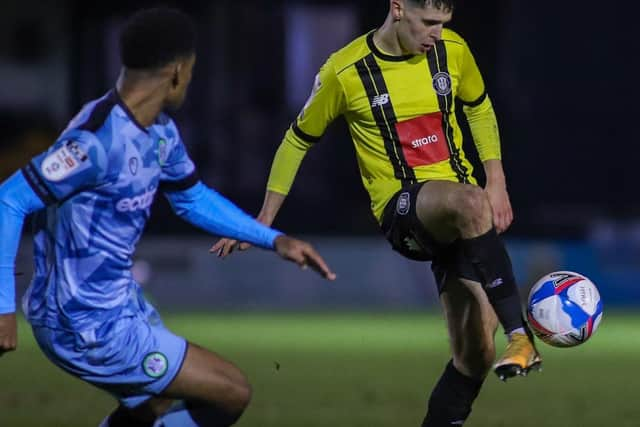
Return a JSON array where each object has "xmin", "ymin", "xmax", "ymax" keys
[
  {"xmin": 463, "ymin": 96, "xmax": 501, "ymax": 162},
  {"xmin": 0, "ymin": 171, "xmax": 47, "ymax": 313},
  {"xmin": 293, "ymin": 55, "xmax": 347, "ymax": 141},
  {"xmin": 21, "ymin": 130, "xmax": 110, "ymax": 204},
  {"xmin": 457, "ymin": 39, "xmax": 487, "ymax": 106},
  {"xmin": 159, "ymin": 121, "xmax": 199, "ymax": 193},
  {"xmin": 165, "ymin": 182, "xmax": 282, "ymax": 249},
  {"xmin": 267, "ymin": 56, "xmax": 346, "ymax": 195}
]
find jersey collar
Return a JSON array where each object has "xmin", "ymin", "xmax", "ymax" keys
[
  {"xmin": 367, "ymin": 31, "xmax": 415, "ymax": 62},
  {"xmin": 110, "ymin": 89, "xmax": 150, "ymax": 134}
]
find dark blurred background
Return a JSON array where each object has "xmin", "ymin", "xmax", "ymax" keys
[
  {"xmin": 1, "ymin": 0, "xmax": 635, "ymax": 238},
  {"xmin": 2, "ymin": 0, "xmax": 639, "ymax": 308}
]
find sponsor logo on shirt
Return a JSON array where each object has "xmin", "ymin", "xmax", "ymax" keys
[
  {"xmin": 395, "ymin": 112, "xmax": 449, "ymax": 168},
  {"xmin": 371, "ymin": 93, "xmax": 389, "ymax": 108},
  {"xmin": 41, "ymin": 141, "xmax": 88, "ymax": 182},
  {"xmin": 116, "ymin": 188, "xmax": 157, "ymax": 212},
  {"xmin": 411, "ymin": 134, "xmax": 439, "ymax": 149}
]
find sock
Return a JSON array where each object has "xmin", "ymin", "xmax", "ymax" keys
[
  {"xmin": 509, "ymin": 327, "xmax": 525, "ymax": 337},
  {"xmin": 103, "ymin": 407, "xmax": 154, "ymax": 427},
  {"xmin": 460, "ymin": 228, "xmax": 524, "ymax": 333},
  {"xmin": 157, "ymin": 401, "xmax": 242, "ymax": 427},
  {"xmin": 422, "ymin": 360, "xmax": 484, "ymax": 427},
  {"xmin": 156, "ymin": 402, "xmax": 198, "ymax": 427}
]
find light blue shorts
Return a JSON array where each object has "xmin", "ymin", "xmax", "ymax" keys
[{"xmin": 32, "ymin": 300, "xmax": 187, "ymax": 408}]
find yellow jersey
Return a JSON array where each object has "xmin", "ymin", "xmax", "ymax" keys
[{"xmin": 268, "ymin": 28, "xmax": 501, "ymax": 222}]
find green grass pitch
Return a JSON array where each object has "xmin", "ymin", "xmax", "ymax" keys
[{"xmin": 1, "ymin": 313, "xmax": 638, "ymax": 426}]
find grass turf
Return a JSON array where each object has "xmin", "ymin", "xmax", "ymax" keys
[{"xmin": 0, "ymin": 312, "xmax": 638, "ymax": 426}]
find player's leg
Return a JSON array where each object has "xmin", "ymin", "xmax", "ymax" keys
[
  {"xmin": 155, "ymin": 342, "xmax": 252, "ymax": 426},
  {"xmin": 415, "ymin": 181, "xmax": 524, "ymax": 333},
  {"xmin": 100, "ymin": 398, "xmax": 173, "ymax": 426},
  {"xmin": 100, "ymin": 342, "xmax": 251, "ymax": 427},
  {"xmin": 414, "ymin": 181, "xmax": 541, "ymax": 378},
  {"xmin": 422, "ymin": 275, "xmax": 498, "ymax": 426}
]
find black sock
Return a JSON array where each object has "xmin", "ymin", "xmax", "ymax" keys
[
  {"xmin": 460, "ymin": 228, "xmax": 524, "ymax": 333},
  {"xmin": 107, "ymin": 407, "xmax": 154, "ymax": 427},
  {"xmin": 422, "ymin": 360, "xmax": 484, "ymax": 427},
  {"xmin": 186, "ymin": 400, "xmax": 244, "ymax": 426}
]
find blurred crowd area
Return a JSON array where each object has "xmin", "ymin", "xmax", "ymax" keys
[{"xmin": 0, "ymin": 0, "xmax": 635, "ymax": 238}]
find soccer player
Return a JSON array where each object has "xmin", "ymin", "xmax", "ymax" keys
[
  {"xmin": 213, "ymin": 0, "xmax": 541, "ymax": 425},
  {"xmin": 0, "ymin": 8, "xmax": 335, "ymax": 427}
]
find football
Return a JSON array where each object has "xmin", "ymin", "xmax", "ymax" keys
[{"xmin": 526, "ymin": 271, "xmax": 603, "ymax": 347}]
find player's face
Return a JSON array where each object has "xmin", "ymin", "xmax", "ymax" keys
[
  {"xmin": 166, "ymin": 53, "xmax": 196, "ymax": 110},
  {"xmin": 397, "ymin": 3, "xmax": 452, "ymax": 54}
]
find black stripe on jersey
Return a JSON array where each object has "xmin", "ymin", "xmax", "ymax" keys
[
  {"xmin": 427, "ymin": 41, "xmax": 469, "ymax": 183},
  {"xmin": 356, "ymin": 54, "xmax": 416, "ymax": 186},
  {"xmin": 460, "ymin": 91, "xmax": 487, "ymax": 108},
  {"xmin": 292, "ymin": 122, "xmax": 321, "ymax": 144},
  {"xmin": 21, "ymin": 161, "xmax": 57, "ymax": 204},
  {"xmin": 78, "ymin": 91, "xmax": 118, "ymax": 133},
  {"xmin": 160, "ymin": 170, "xmax": 200, "ymax": 193},
  {"xmin": 110, "ymin": 89, "xmax": 149, "ymax": 134}
]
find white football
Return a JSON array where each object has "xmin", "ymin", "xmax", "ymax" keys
[{"xmin": 527, "ymin": 271, "xmax": 603, "ymax": 347}]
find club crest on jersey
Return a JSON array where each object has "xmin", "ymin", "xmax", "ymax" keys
[
  {"xmin": 432, "ymin": 72, "xmax": 452, "ymax": 96},
  {"xmin": 142, "ymin": 352, "xmax": 168, "ymax": 378},
  {"xmin": 157, "ymin": 139, "xmax": 168, "ymax": 166},
  {"xmin": 129, "ymin": 157, "xmax": 139, "ymax": 175},
  {"xmin": 396, "ymin": 192, "xmax": 411, "ymax": 215},
  {"xmin": 41, "ymin": 140, "xmax": 88, "ymax": 182}
]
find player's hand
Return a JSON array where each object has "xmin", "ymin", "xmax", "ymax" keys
[
  {"xmin": 485, "ymin": 182, "xmax": 513, "ymax": 234},
  {"xmin": 0, "ymin": 312, "xmax": 17, "ymax": 356},
  {"xmin": 274, "ymin": 235, "xmax": 336, "ymax": 281},
  {"xmin": 209, "ymin": 238, "xmax": 252, "ymax": 258}
]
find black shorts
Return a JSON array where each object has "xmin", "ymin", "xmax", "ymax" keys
[{"xmin": 380, "ymin": 182, "xmax": 480, "ymax": 293}]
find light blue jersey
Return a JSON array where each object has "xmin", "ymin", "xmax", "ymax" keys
[
  {"xmin": 0, "ymin": 89, "xmax": 282, "ymax": 407},
  {"xmin": 21, "ymin": 89, "xmax": 200, "ymax": 331}
]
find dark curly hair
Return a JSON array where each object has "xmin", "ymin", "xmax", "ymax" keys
[{"xmin": 119, "ymin": 7, "xmax": 196, "ymax": 70}]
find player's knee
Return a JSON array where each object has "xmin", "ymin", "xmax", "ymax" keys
[
  {"xmin": 234, "ymin": 380, "xmax": 252, "ymax": 412},
  {"xmin": 220, "ymin": 376, "xmax": 252, "ymax": 415},
  {"xmin": 186, "ymin": 380, "xmax": 251, "ymax": 426},
  {"xmin": 448, "ymin": 186, "xmax": 491, "ymax": 231},
  {"xmin": 196, "ymin": 379, "xmax": 251, "ymax": 425}
]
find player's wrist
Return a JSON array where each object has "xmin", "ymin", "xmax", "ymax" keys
[
  {"xmin": 0, "ymin": 306, "xmax": 16, "ymax": 315},
  {"xmin": 257, "ymin": 212, "xmax": 275, "ymax": 226}
]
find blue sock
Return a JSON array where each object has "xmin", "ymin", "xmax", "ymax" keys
[{"xmin": 155, "ymin": 402, "xmax": 198, "ymax": 427}]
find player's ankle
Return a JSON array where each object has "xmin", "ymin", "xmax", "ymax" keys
[{"xmin": 507, "ymin": 327, "xmax": 526, "ymax": 338}]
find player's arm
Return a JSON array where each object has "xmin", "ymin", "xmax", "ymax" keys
[
  {"xmin": 457, "ymin": 40, "xmax": 512, "ymax": 233},
  {"xmin": 160, "ymin": 124, "xmax": 335, "ymax": 280},
  {"xmin": 0, "ymin": 132, "xmax": 109, "ymax": 355},
  {"xmin": 164, "ymin": 182, "xmax": 334, "ymax": 280},
  {"xmin": 0, "ymin": 171, "xmax": 46, "ymax": 355},
  {"xmin": 214, "ymin": 56, "xmax": 347, "ymax": 256}
]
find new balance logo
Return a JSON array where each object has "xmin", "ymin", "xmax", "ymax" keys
[
  {"xmin": 403, "ymin": 237, "xmax": 422, "ymax": 252},
  {"xmin": 371, "ymin": 93, "xmax": 389, "ymax": 107}
]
